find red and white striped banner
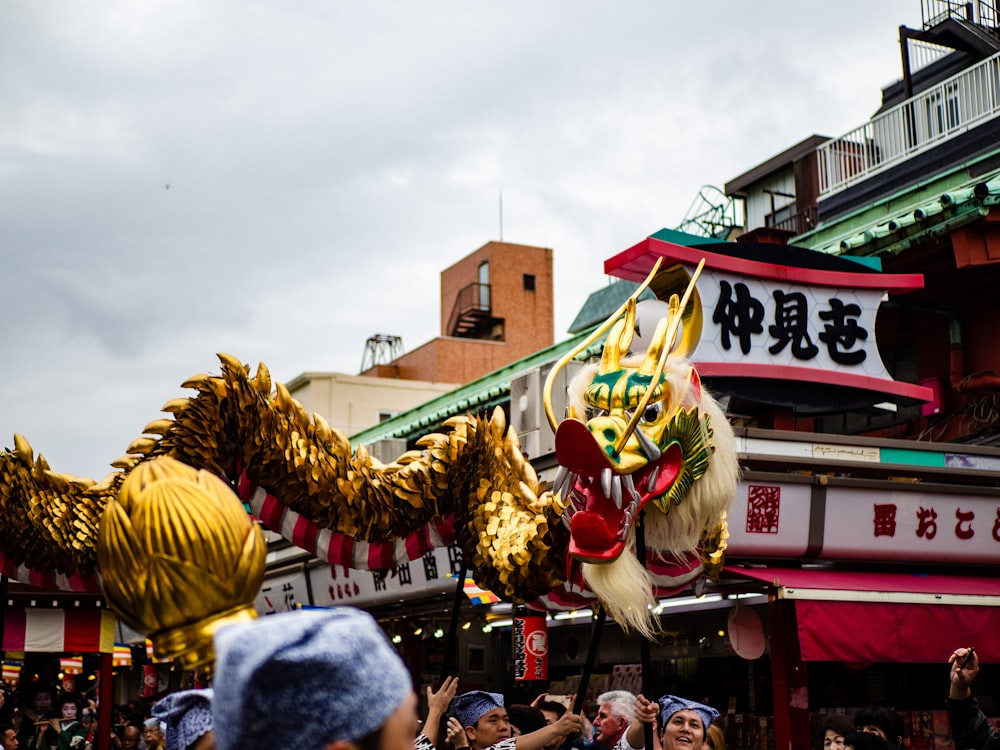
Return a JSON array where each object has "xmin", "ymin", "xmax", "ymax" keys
[
  {"xmin": 0, "ymin": 551, "xmax": 100, "ymax": 593},
  {"xmin": 240, "ymin": 474, "xmax": 456, "ymax": 571},
  {"xmin": 2, "ymin": 609, "xmax": 115, "ymax": 653}
]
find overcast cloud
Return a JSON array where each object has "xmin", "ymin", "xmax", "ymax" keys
[{"xmin": 1, "ymin": 1, "xmax": 918, "ymax": 477}]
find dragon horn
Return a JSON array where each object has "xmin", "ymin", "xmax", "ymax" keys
[
  {"xmin": 541, "ymin": 257, "xmax": 663, "ymax": 432},
  {"xmin": 614, "ymin": 258, "xmax": 706, "ymax": 454},
  {"xmin": 598, "ymin": 298, "xmax": 637, "ymax": 376},
  {"xmin": 636, "ymin": 313, "xmax": 670, "ymax": 377}
]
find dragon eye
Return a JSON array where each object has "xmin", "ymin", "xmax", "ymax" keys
[
  {"xmin": 641, "ymin": 402, "xmax": 663, "ymax": 424},
  {"xmin": 585, "ymin": 406, "xmax": 608, "ymax": 421}
]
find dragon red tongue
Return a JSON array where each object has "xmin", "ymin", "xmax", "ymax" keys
[
  {"xmin": 570, "ymin": 511, "xmax": 615, "ymax": 549},
  {"xmin": 569, "ymin": 510, "xmax": 627, "ymax": 563}
]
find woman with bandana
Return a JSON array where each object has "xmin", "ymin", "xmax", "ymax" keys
[{"xmin": 616, "ymin": 695, "xmax": 718, "ymax": 750}]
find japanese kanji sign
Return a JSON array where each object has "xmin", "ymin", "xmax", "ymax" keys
[
  {"xmin": 726, "ymin": 479, "xmax": 1000, "ymax": 563},
  {"xmin": 604, "ymin": 237, "xmax": 932, "ymax": 403},
  {"xmin": 254, "ymin": 546, "xmax": 461, "ymax": 611}
]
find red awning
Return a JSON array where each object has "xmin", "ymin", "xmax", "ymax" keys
[{"xmin": 725, "ymin": 567, "xmax": 1000, "ymax": 664}]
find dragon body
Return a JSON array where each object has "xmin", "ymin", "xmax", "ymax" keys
[{"xmin": 0, "ymin": 263, "xmax": 739, "ymax": 637}]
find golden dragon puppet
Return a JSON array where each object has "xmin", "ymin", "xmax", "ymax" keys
[{"xmin": 0, "ymin": 259, "xmax": 738, "ymax": 663}]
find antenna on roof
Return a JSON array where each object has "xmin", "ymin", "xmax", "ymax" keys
[{"xmin": 499, "ymin": 189, "xmax": 503, "ymax": 241}]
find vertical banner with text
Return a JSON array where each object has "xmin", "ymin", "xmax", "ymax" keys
[{"xmin": 513, "ymin": 614, "xmax": 548, "ymax": 681}]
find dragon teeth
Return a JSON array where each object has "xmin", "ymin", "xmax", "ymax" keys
[
  {"xmin": 635, "ymin": 427, "xmax": 662, "ymax": 461},
  {"xmin": 601, "ymin": 468, "xmax": 612, "ymax": 500},
  {"xmin": 646, "ymin": 465, "xmax": 660, "ymax": 492},
  {"xmin": 622, "ymin": 472, "xmax": 641, "ymax": 504},
  {"xmin": 553, "ymin": 465, "xmax": 570, "ymax": 497},
  {"xmin": 610, "ymin": 473, "xmax": 622, "ymax": 509}
]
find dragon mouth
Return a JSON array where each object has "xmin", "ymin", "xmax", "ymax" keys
[{"xmin": 553, "ymin": 419, "xmax": 682, "ymax": 564}]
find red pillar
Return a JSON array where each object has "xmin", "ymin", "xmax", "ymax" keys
[
  {"xmin": 98, "ymin": 652, "xmax": 113, "ymax": 750},
  {"xmin": 769, "ymin": 599, "xmax": 810, "ymax": 750}
]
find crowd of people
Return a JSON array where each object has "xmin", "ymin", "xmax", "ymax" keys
[
  {"xmin": 0, "ymin": 610, "xmax": 995, "ymax": 750},
  {"xmin": 0, "ymin": 683, "xmax": 166, "ymax": 750}
]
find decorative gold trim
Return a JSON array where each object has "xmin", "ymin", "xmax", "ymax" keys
[{"xmin": 151, "ymin": 604, "xmax": 258, "ymax": 675}]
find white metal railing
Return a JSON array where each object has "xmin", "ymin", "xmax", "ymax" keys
[
  {"xmin": 817, "ymin": 51, "xmax": 1000, "ymax": 197},
  {"xmin": 909, "ymin": 39, "xmax": 955, "ymax": 72}
]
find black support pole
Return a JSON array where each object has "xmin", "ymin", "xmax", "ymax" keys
[
  {"xmin": 635, "ymin": 512, "xmax": 654, "ymax": 750},
  {"xmin": 560, "ymin": 603, "xmax": 606, "ymax": 750},
  {"xmin": 571, "ymin": 604, "xmax": 606, "ymax": 716},
  {"xmin": 439, "ymin": 560, "xmax": 468, "ymax": 686}
]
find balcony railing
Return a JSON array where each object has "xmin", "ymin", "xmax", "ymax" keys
[
  {"xmin": 922, "ymin": 0, "xmax": 999, "ymax": 30},
  {"xmin": 817, "ymin": 50, "xmax": 1000, "ymax": 197},
  {"xmin": 766, "ymin": 205, "xmax": 819, "ymax": 235},
  {"xmin": 909, "ymin": 39, "xmax": 956, "ymax": 72},
  {"xmin": 446, "ymin": 282, "xmax": 491, "ymax": 337}
]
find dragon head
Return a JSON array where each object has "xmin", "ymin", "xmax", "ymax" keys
[
  {"xmin": 543, "ymin": 260, "xmax": 738, "ymax": 637},
  {"xmin": 554, "ymin": 301, "xmax": 711, "ymax": 564}
]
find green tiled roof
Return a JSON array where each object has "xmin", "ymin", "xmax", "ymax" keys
[
  {"xmin": 793, "ymin": 151, "xmax": 1000, "ymax": 258},
  {"xmin": 568, "ymin": 279, "xmax": 652, "ymax": 333}
]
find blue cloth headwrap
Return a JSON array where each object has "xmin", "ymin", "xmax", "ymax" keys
[
  {"xmin": 657, "ymin": 695, "xmax": 719, "ymax": 733},
  {"xmin": 212, "ymin": 609, "xmax": 412, "ymax": 750},
  {"xmin": 453, "ymin": 691, "xmax": 505, "ymax": 728},
  {"xmin": 152, "ymin": 689, "xmax": 213, "ymax": 750}
]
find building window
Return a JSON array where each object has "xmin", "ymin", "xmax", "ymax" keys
[
  {"xmin": 377, "ymin": 410, "xmax": 398, "ymax": 423},
  {"xmin": 478, "ymin": 261, "xmax": 490, "ymax": 309},
  {"xmin": 523, "ymin": 274, "xmax": 536, "ymax": 291}
]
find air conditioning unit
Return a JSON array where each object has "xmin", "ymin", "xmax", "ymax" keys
[
  {"xmin": 368, "ymin": 438, "xmax": 407, "ymax": 464},
  {"xmin": 510, "ymin": 360, "xmax": 584, "ymax": 458}
]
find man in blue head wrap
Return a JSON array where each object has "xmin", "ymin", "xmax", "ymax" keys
[{"xmin": 452, "ymin": 690, "xmax": 584, "ymax": 750}]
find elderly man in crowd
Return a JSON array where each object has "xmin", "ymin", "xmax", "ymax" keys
[
  {"xmin": 586, "ymin": 691, "xmax": 635, "ymax": 750},
  {"xmin": 143, "ymin": 720, "xmax": 165, "ymax": 750}
]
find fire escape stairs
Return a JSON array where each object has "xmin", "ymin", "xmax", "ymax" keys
[{"xmin": 447, "ymin": 282, "xmax": 495, "ymax": 338}]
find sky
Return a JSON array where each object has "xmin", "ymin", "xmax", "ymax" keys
[{"xmin": 1, "ymin": 0, "xmax": 920, "ymax": 478}]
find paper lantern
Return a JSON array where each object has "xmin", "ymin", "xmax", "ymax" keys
[
  {"xmin": 513, "ymin": 614, "xmax": 548, "ymax": 681},
  {"xmin": 60, "ymin": 657, "xmax": 84, "ymax": 675},
  {"xmin": 2, "ymin": 662, "xmax": 21, "ymax": 685},
  {"xmin": 112, "ymin": 644, "xmax": 133, "ymax": 667}
]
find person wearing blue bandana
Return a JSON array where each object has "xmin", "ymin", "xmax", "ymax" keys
[
  {"xmin": 151, "ymin": 690, "xmax": 214, "ymax": 750},
  {"xmin": 212, "ymin": 608, "xmax": 418, "ymax": 750},
  {"xmin": 452, "ymin": 691, "xmax": 583, "ymax": 750},
  {"xmin": 615, "ymin": 694, "xmax": 718, "ymax": 750}
]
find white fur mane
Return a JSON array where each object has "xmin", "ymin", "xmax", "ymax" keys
[{"xmin": 565, "ymin": 354, "xmax": 739, "ymax": 639}]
